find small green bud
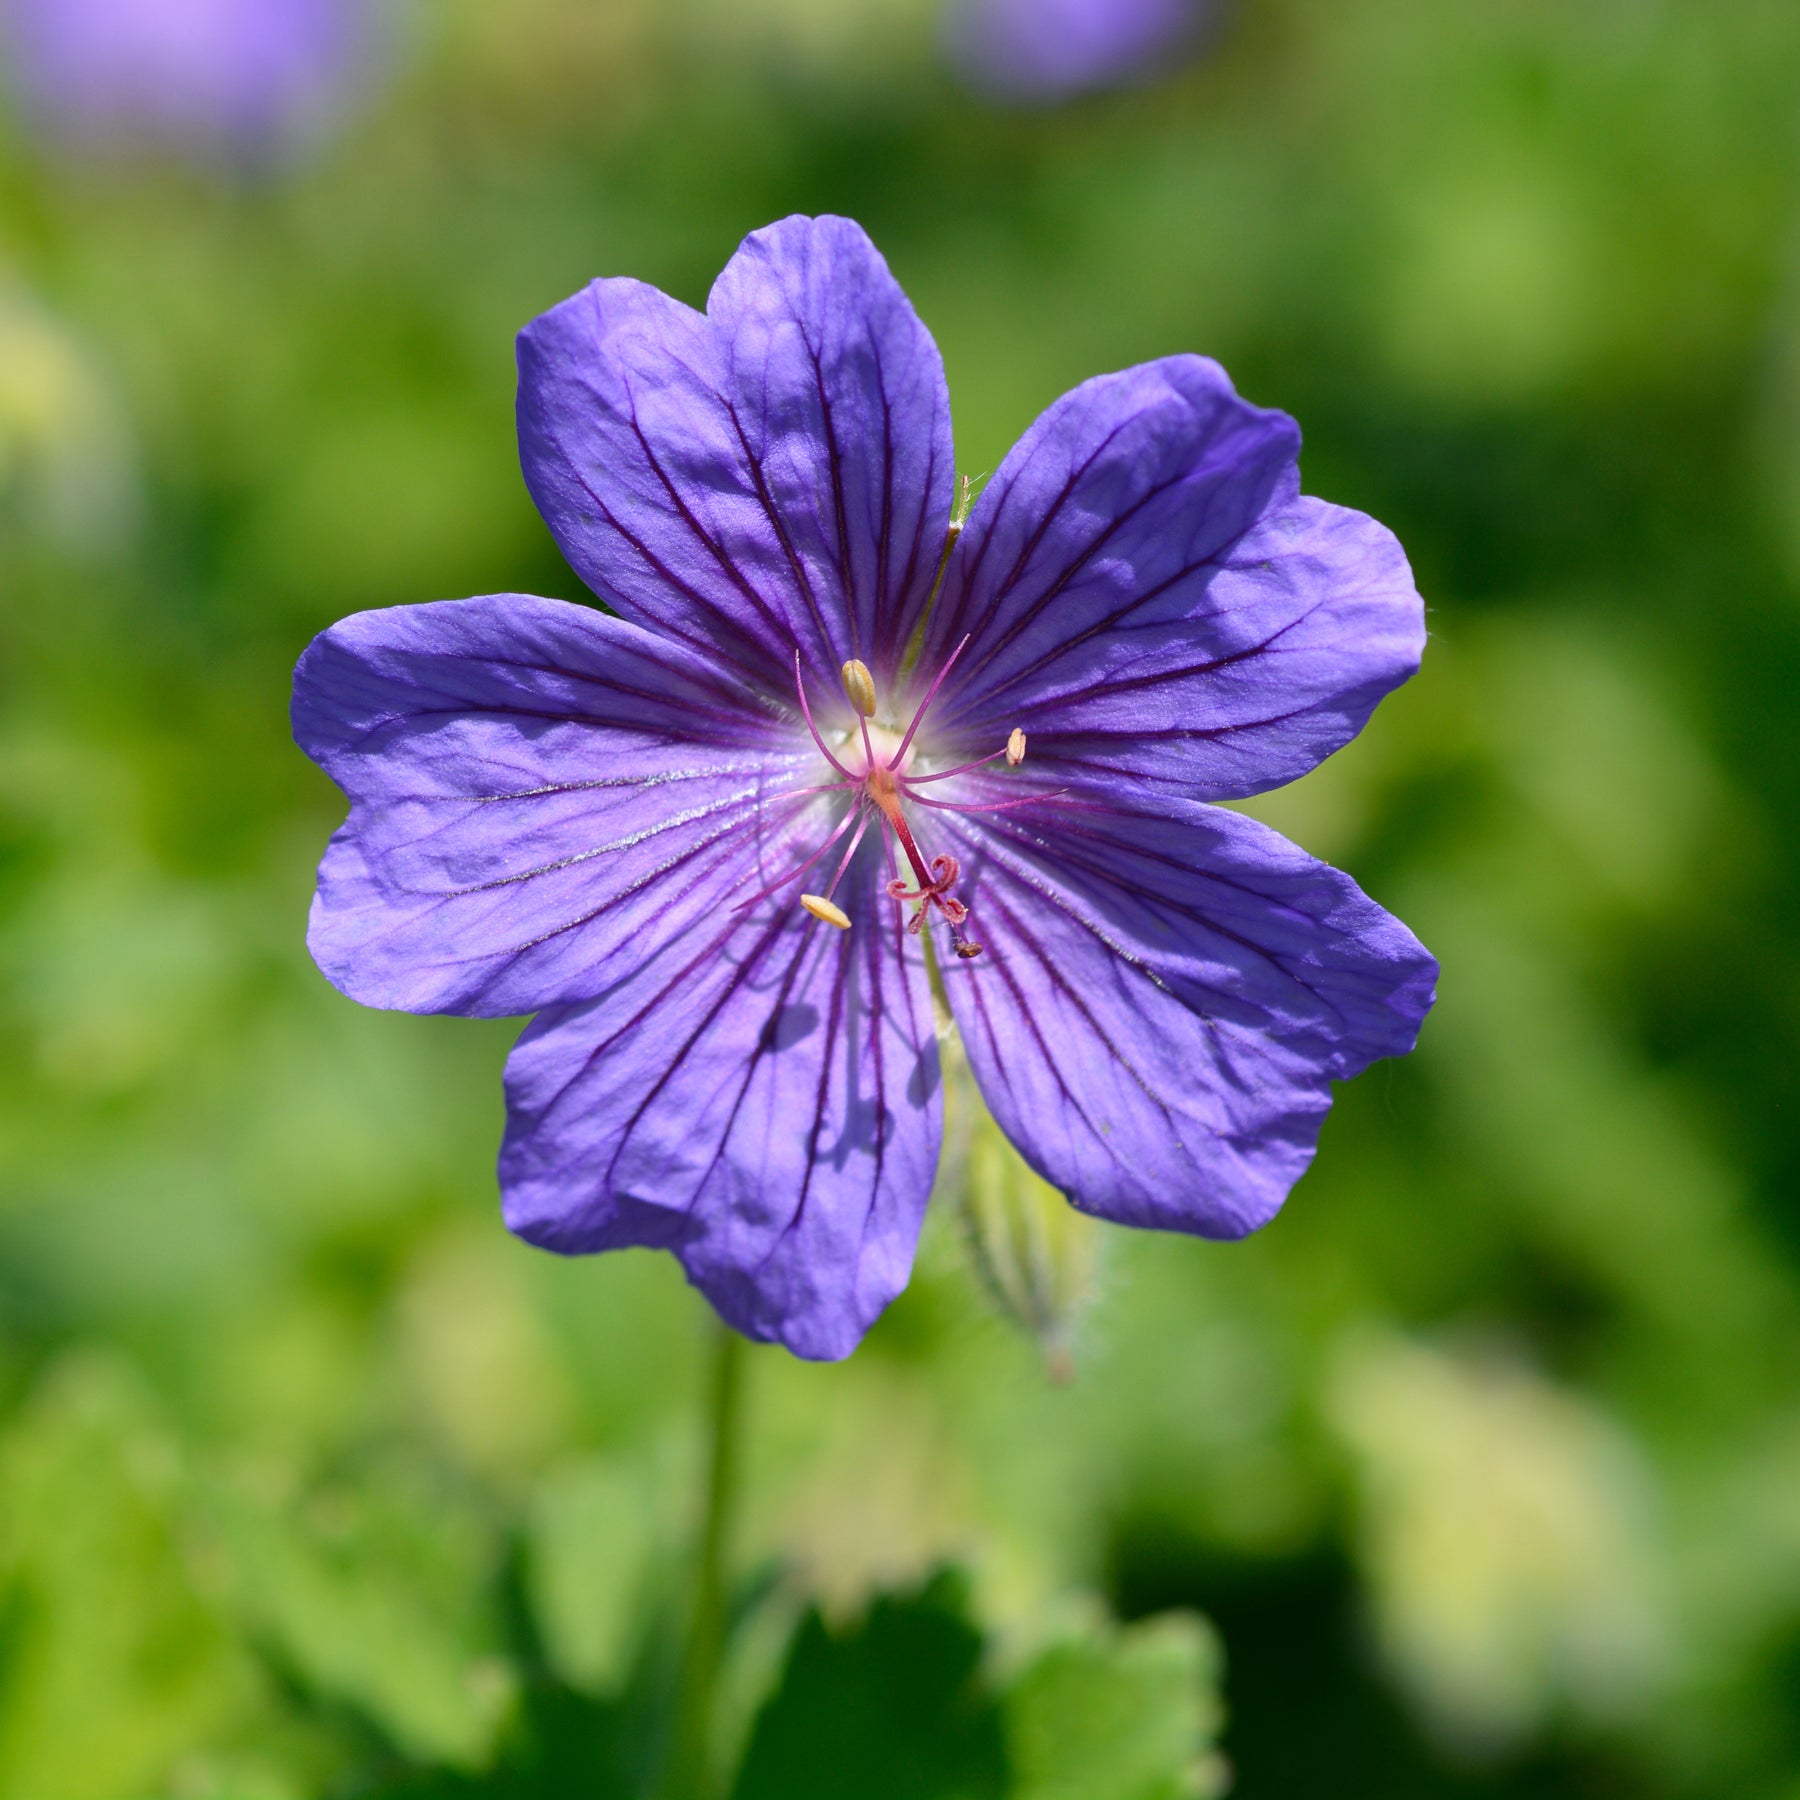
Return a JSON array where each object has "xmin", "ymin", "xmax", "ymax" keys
[{"xmin": 958, "ymin": 1101, "xmax": 1097, "ymax": 1382}]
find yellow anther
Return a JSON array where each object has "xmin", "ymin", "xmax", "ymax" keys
[
  {"xmin": 1006, "ymin": 728, "xmax": 1027, "ymax": 767},
  {"xmin": 841, "ymin": 659, "xmax": 877, "ymax": 718},
  {"xmin": 800, "ymin": 893, "xmax": 852, "ymax": 930}
]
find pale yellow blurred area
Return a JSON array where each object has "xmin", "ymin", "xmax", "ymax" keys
[
  {"xmin": 0, "ymin": 281, "xmax": 136, "ymax": 549},
  {"xmin": 1328, "ymin": 1329, "xmax": 1669, "ymax": 1751}
]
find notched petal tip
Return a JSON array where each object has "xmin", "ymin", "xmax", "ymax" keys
[
  {"xmin": 497, "ymin": 857, "xmax": 942, "ymax": 1365},
  {"xmin": 937, "ymin": 795, "xmax": 1435, "ymax": 1241}
]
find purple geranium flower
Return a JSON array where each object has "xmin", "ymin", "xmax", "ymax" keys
[
  {"xmin": 293, "ymin": 215, "xmax": 1436, "ymax": 1361},
  {"xmin": 0, "ymin": 0, "xmax": 373, "ymax": 161},
  {"xmin": 943, "ymin": 0, "xmax": 1215, "ymax": 102}
]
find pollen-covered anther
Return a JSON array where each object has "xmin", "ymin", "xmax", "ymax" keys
[
  {"xmin": 1006, "ymin": 727, "xmax": 1026, "ymax": 767},
  {"xmin": 800, "ymin": 893, "xmax": 852, "ymax": 930},
  {"xmin": 840, "ymin": 659, "xmax": 877, "ymax": 718}
]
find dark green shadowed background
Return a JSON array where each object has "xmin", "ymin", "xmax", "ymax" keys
[{"xmin": 5, "ymin": 1, "xmax": 1800, "ymax": 1794}]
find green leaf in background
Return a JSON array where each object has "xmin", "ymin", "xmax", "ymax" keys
[
  {"xmin": 524, "ymin": 1451, "xmax": 673, "ymax": 1700},
  {"xmin": 1002, "ymin": 1613, "xmax": 1228, "ymax": 1800},
  {"xmin": 732, "ymin": 1572, "xmax": 1005, "ymax": 1800},
  {"xmin": 0, "ymin": 1355, "xmax": 269, "ymax": 1800},
  {"xmin": 355, "ymin": 1682, "xmax": 637, "ymax": 1800},
  {"xmin": 728, "ymin": 1574, "xmax": 1227, "ymax": 1800},
  {"xmin": 203, "ymin": 1460, "xmax": 514, "ymax": 1771}
]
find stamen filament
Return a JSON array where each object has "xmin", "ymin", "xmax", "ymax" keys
[
  {"xmin": 889, "ymin": 632, "xmax": 973, "ymax": 769},
  {"xmin": 784, "ymin": 779, "xmax": 862, "ymax": 800},
  {"xmin": 732, "ymin": 803, "xmax": 858, "ymax": 913},
  {"xmin": 905, "ymin": 788, "xmax": 1064, "ymax": 815},
  {"xmin": 819, "ymin": 810, "xmax": 872, "ymax": 902},
  {"xmin": 903, "ymin": 747, "xmax": 1009, "ymax": 785},
  {"xmin": 793, "ymin": 651, "xmax": 857, "ymax": 782}
]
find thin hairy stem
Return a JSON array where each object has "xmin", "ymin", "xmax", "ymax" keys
[{"xmin": 657, "ymin": 1319, "xmax": 747, "ymax": 1800}]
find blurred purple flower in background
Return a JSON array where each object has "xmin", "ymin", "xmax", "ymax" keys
[
  {"xmin": 0, "ymin": 0, "xmax": 376, "ymax": 161},
  {"xmin": 293, "ymin": 214, "xmax": 1435, "ymax": 1361},
  {"xmin": 943, "ymin": 0, "xmax": 1214, "ymax": 102}
]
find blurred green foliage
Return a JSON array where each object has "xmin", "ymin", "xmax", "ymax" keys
[{"xmin": 5, "ymin": 0, "xmax": 1800, "ymax": 1793}]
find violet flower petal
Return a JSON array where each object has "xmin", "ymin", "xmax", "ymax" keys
[
  {"xmin": 294, "ymin": 593, "xmax": 821, "ymax": 1019},
  {"xmin": 500, "ymin": 854, "xmax": 940, "ymax": 1361},
  {"xmin": 0, "ymin": 0, "xmax": 370, "ymax": 158},
  {"xmin": 517, "ymin": 214, "xmax": 955, "ymax": 698},
  {"xmin": 921, "ymin": 357, "xmax": 1424, "ymax": 802},
  {"xmin": 944, "ymin": 0, "xmax": 1206, "ymax": 103},
  {"xmin": 936, "ymin": 792, "xmax": 1436, "ymax": 1238}
]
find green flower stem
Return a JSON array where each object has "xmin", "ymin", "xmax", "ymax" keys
[{"xmin": 659, "ymin": 1316, "xmax": 747, "ymax": 1800}]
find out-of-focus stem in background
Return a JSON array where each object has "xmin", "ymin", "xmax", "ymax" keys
[{"xmin": 658, "ymin": 1318, "xmax": 746, "ymax": 1800}]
